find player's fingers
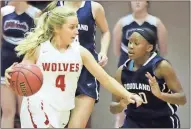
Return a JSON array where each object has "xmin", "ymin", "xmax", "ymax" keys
[
  {"xmin": 145, "ymin": 72, "xmax": 155, "ymax": 84},
  {"xmin": 145, "ymin": 72, "xmax": 153, "ymax": 79},
  {"xmin": 98, "ymin": 60, "xmax": 104, "ymax": 66},
  {"xmin": 98, "ymin": 54, "xmax": 102, "ymax": 62},
  {"xmin": 5, "ymin": 70, "xmax": 11, "ymax": 79},
  {"xmin": 152, "ymin": 76, "xmax": 157, "ymax": 83},
  {"xmin": 101, "ymin": 59, "xmax": 108, "ymax": 67},
  {"xmin": 5, "ymin": 78, "xmax": 10, "ymax": 86},
  {"xmin": 136, "ymin": 97, "xmax": 143, "ymax": 107},
  {"xmin": 10, "ymin": 62, "xmax": 18, "ymax": 68},
  {"xmin": 128, "ymin": 98, "xmax": 135, "ymax": 104}
]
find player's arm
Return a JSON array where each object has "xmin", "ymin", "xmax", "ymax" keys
[
  {"xmin": 4, "ymin": 46, "xmax": 40, "ymax": 86},
  {"xmin": 92, "ymin": 2, "xmax": 110, "ymax": 58},
  {"xmin": 80, "ymin": 46, "xmax": 133, "ymax": 100},
  {"xmin": 153, "ymin": 60, "xmax": 186, "ymax": 105},
  {"xmin": 110, "ymin": 66, "xmax": 129, "ymax": 114},
  {"xmin": 156, "ymin": 17, "xmax": 168, "ymax": 57},
  {"xmin": 80, "ymin": 46, "xmax": 143, "ymax": 106},
  {"xmin": 113, "ymin": 19, "xmax": 122, "ymax": 56}
]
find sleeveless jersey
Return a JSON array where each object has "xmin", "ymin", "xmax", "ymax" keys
[
  {"xmin": 121, "ymin": 53, "xmax": 178, "ymax": 119},
  {"xmin": 1, "ymin": 5, "xmax": 40, "ymax": 49},
  {"xmin": 35, "ymin": 41, "xmax": 83, "ymax": 111}
]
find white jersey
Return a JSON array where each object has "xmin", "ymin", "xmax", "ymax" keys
[{"xmin": 34, "ymin": 41, "xmax": 83, "ymax": 111}]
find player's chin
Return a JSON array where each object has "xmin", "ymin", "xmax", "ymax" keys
[{"xmin": 128, "ymin": 54, "xmax": 135, "ymax": 60}]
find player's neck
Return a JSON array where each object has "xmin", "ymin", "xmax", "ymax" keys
[
  {"xmin": 51, "ymin": 36, "xmax": 69, "ymax": 51},
  {"xmin": 132, "ymin": 10, "xmax": 148, "ymax": 20},
  {"xmin": 133, "ymin": 54, "xmax": 151, "ymax": 69}
]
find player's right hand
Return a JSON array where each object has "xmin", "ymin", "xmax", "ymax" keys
[
  {"xmin": 130, "ymin": 94, "xmax": 143, "ymax": 107},
  {"xmin": 5, "ymin": 62, "xmax": 18, "ymax": 87}
]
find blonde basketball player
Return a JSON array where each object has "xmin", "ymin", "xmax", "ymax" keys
[{"xmin": 4, "ymin": 7, "xmax": 143, "ymax": 128}]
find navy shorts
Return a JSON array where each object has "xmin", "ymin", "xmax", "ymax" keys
[
  {"xmin": 1, "ymin": 42, "xmax": 23, "ymax": 84},
  {"xmin": 75, "ymin": 49, "xmax": 100, "ymax": 102},
  {"xmin": 121, "ymin": 114, "xmax": 180, "ymax": 128},
  {"xmin": 118, "ymin": 49, "xmax": 128, "ymax": 68}
]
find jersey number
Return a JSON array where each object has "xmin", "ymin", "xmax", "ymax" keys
[
  {"xmin": 56, "ymin": 75, "xmax": 66, "ymax": 91},
  {"xmin": 138, "ymin": 92, "xmax": 148, "ymax": 104}
]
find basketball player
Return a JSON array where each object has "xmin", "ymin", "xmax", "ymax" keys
[
  {"xmin": 110, "ymin": 28, "xmax": 186, "ymax": 128},
  {"xmin": 1, "ymin": 1, "xmax": 41, "ymax": 128},
  {"xmin": 112, "ymin": 1, "xmax": 168, "ymax": 127},
  {"xmin": 41, "ymin": 1, "xmax": 110, "ymax": 127},
  {"xmin": 4, "ymin": 7, "xmax": 143, "ymax": 128}
]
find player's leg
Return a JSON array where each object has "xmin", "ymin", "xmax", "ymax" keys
[
  {"xmin": 68, "ymin": 66, "xmax": 99, "ymax": 128},
  {"xmin": 1, "ymin": 85, "xmax": 16, "ymax": 128},
  {"xmin": 1, "ymin": 53, "xmax": 17, "ymax": 128},
  {"xmin": 68, "ymin": 94, "xmax": 95, "ymax": 128}
]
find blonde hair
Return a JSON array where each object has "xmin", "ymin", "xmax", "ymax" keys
[
  {"xmin": 41, "ymin": 1, "xmax": 58, "ymax": 14},
  {"xmin": 15, "ymin": 6, "xmax": 77, "ymax": 57}
]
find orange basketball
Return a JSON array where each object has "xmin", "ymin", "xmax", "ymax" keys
[{"xmin": 9, "ymin": 63, "xmax": 43, "ymax": 96}]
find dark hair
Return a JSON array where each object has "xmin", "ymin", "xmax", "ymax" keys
[{"xmin": 132, "ymin": 28, "xmax": 157, "ymax": 52}]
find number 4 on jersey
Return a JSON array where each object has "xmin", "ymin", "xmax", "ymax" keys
[{"xmin": 56, "ymin": 75, "xmax": 66, "ymax": 91}]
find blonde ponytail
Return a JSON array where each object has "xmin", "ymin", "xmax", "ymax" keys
[
  {"xmin": 41, "ymin": 1, "xmax": 57, "ymax": 15},
  {"xmin": 15, "ymin": 12, "xmax": 53, "ymax": 57},
  {"xmin": 15, "ymin": 6, "xmax": 77, "ymax": 57}
]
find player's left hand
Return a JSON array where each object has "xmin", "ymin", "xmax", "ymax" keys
[
  {"xmin": 98, "ymin": 52, "xmax": 108, "ymax": 67},
  {"xmin": 145, "ymin": 72, "xmax": 162, "ymax": 98}
]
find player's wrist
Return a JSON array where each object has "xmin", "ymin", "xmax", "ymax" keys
[{"xmin": 156, "ymin": 91, "xmax": 163, "ymax": 99}]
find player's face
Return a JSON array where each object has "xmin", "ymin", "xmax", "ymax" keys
[
  {"xmin": 57, "ymin": 16, "xmax": 79, "ymax": 46},
  {"xmin": 130, "ymin": 1, "xmax": 148, "ymax": 13},
  {"xmin": 128, "ymin": 32, "xmax": 152, "ymax": 60}
]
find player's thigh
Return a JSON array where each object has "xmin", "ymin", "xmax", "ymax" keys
[{"xmin": 68, "ymin": 95, "xmax": 95, "ymax": 128}]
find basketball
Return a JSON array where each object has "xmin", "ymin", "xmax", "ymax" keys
[{"xmin": 9, "ymin": 63, "xmax": 43, "ymax": 96}]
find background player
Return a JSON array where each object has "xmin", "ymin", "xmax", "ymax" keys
[
  {"xmin": 110, "ymin": 28, "xmax": 186, "ymax": 128},
  {"xmin": 4, "ymin": 6, "xmax": 143, "ymax": 128},
  {"xmin": 112, "ymin": 1, "xmax": 168, "ymax": 127},
  {"xmin": 41, "ymin": 1, "xmax": 110, "ymax": 127},
  {"xmin": 1, "ymin": 1, "xmax": 41, "ymax": 128}
]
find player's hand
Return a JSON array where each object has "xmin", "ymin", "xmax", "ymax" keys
[
  {"xmin": 145, "ymin": 72, "xmax": 161, "ymax": 98},
  {"xmin": 124, "ymin": 93, "xmax": 143, "ymax": 107},
  {"xmin": 98, "ymin": 52, "xmax": 108, "ymax": 67},
  {"xmin": 119, "ymin": 98, "xmax": 130, "ymax": 108},
  {"xmin": 130, "ymin": 94, "xmax": 143, "ymax": 107},
  {"xmin": 5, "ymin": 62, "xmax": 18, "ymax": 87}
]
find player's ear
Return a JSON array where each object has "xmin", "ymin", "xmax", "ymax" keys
[
  {"xmin": 53, "ymin": 25, "xmax": 62, "ymax": 34},
  {"xmin": 146, "ymin": 44, "xmax": 153, "ymax": 52}
]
